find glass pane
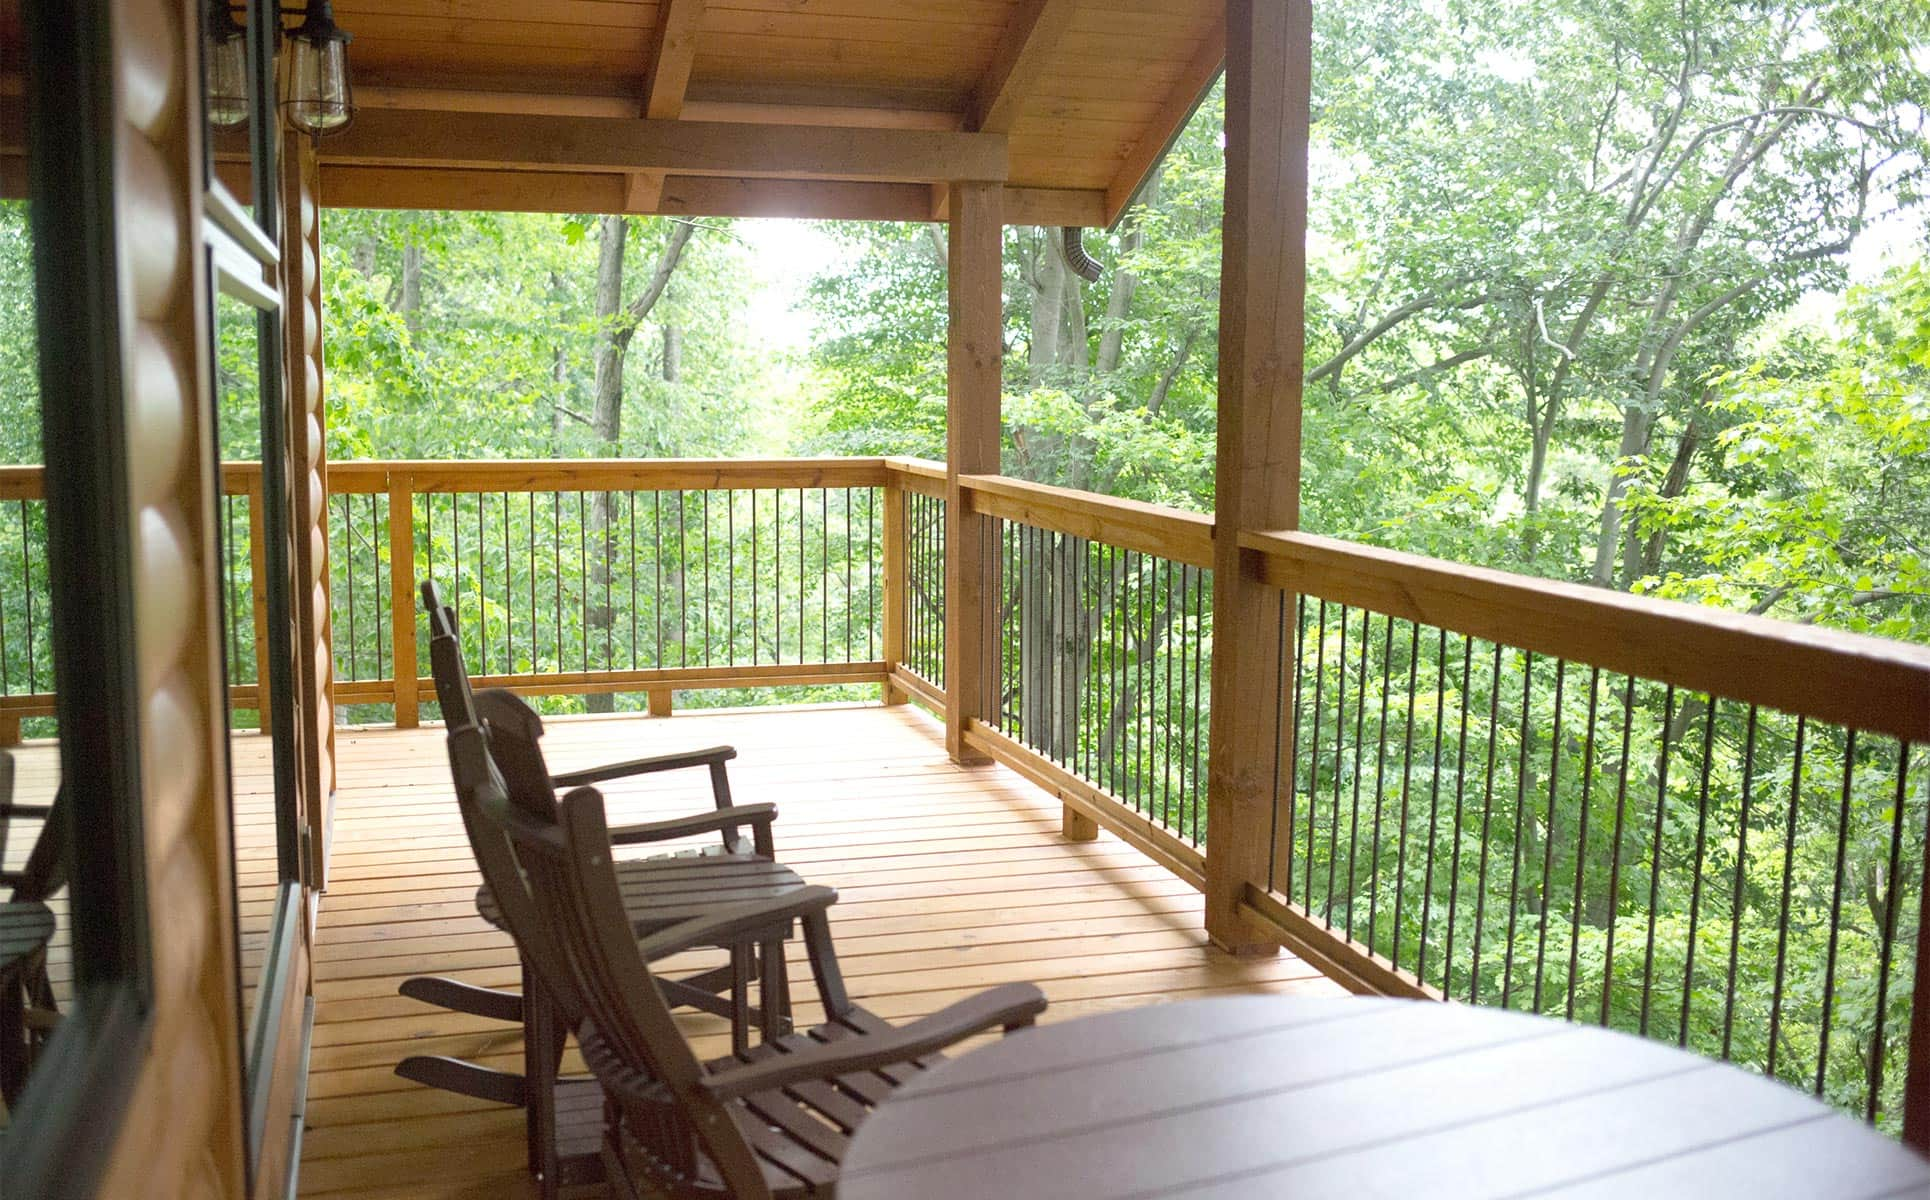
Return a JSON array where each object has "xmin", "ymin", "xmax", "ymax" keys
[
  {"xmin": 206, "ymin": 0, "xmax": 254, "ymax": 201},
  {"xmin": 211, "ymin": 292, "xmax": 280, "ymax": 1039},
  {"xmin": 0, "ymin": 5, "xmax": 66, "ymax": 1128}
]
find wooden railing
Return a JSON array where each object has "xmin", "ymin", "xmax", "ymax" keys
[
  {"xmin": 6, "ymin": 452, "xmax": 1929, "ymax": 1134},
  {"xmin": 1235, "ymin": 530, "xmax": 1930, "ymax": 1137}
]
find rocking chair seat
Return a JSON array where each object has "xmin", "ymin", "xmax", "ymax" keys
[{"xmin": 475, "ymin": 849, "xmax": 806, "ymax": 935}]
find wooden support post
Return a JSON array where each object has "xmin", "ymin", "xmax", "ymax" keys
[
  {"xmin": 248, "ymin": 472, "xmax": 273, "ymax": 735},
  {"xmin": 943, "ymin": 181, "xmax": 1002, "ymax": 764},
  {"xmin": 1203, "ymin": 0, "xmax": 1312, "ymax": 955},
  {"xmin": 648, "ymin": 688, "xmax": 673, "ymax": 717},
  {"xmin": 388, "ymin": 473, "xmax": 418, "ymax": 728},
  {"xmin": 881, "ymin": 482, "xmax": 908, "ymax": 705},
  {"xmin": 1062, "ymin": 798, "xmax": 1099, "ymax": 842}
]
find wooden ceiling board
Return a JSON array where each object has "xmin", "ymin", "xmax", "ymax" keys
[{"xmin": 315, "ymin": 0, "xmax": 1226, "ymax": 216}]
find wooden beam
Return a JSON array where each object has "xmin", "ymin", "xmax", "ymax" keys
[
  {"xmin": 969, "ymin": 0, "xmax": 1078, "ymax": 133},
  {"xmin": 943, "ymin": 181, "xmax": 1003, "ymax": 764},
  {"xmin": 321, "ymin": 165, "xmax": 930, "ymax": 220},
  {"xmin": 318, "ymin": 164, "xmax": 1103, "ymax": 227},
  {"xmin": 630, "ymin": 0, "xmax": 706, "ymax": 224},
  {"xmin": 642, "ymin": 0, "xmax": 705, "ymax": 120},
  {"xmin": 1103, "ymin": 16, "xmax": 1226, "ymax": 224},
  {"xmin": 322, "ymin": 108, "xmax": 1008, "ymax": 183},
  {"xmin": 1202, "ymin": 0, "xmax": 1312, "ymax": 955}
]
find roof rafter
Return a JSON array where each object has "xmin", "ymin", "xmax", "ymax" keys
[
  {"xmin": 968, "ymin": 0, "xmax": 1078, "ymax": 134},
  {"xmin": 629, "ymin": 0, "xmax": 707, "ymax": 209}
]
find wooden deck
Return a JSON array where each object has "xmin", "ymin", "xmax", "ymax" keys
[{"xmin": 296, "ymin": 702, "xmax": 1345, "ymax": 1199}]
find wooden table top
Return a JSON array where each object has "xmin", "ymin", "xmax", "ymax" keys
[
  {"xmin": 841, "ymin": 996, "xmax": 1930, "ymax": 1199},
  {"xmin": 0, "ymin": 900, "xmax": 54, "ymax": 974}
]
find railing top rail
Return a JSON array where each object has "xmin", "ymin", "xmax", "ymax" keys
[
  {"xmin": 340, "ymin": 456, "xmax": 897, "ymax": 495},
  {"xmin": 958, "ymin": 473, "xmax": 1214, "ymax": 568},
  {"xmin": 1244, "ymin": 528, "xmax": 1930, "ymax": 743},
  {"xmin": 0, "ymin": 457, "xmax": 901, "ymax": 499}
]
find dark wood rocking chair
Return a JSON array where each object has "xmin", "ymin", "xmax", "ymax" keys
[
  {"xmin": 457, "ymin": 722, "xmax": 1048, "ymax": 1200},
  {"xmin": 0, "ymin": 749, "xmax": 65, "ymax": 1109},
  {"xmin": 398, "ymin": 580, "xmax": 811, "ymax": 1197}
]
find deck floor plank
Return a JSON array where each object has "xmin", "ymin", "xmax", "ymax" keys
[{"xmin": 297, "ymin": 702, "xmax": 1344, "ymax": 1199}]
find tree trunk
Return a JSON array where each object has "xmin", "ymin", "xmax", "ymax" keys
[
  {"xmin": 1590, "ymin": 406, "xmax": 1653, "ymax": 587},
  {"xmin": 662, "ymin": 324, "xmax": 682, "ymax": 383},
  {"xmin": 1146, "ymin": 329, "xmax": 1197, "ymax": 417},
  {"xmin": 586, "ymin": 216, "xmax": 629, "ymax": 711},
  {"xmin": 1097, "ymin": 171, "xmax": 1157, "ymax": 375},
  {"xmin": 581, "ymin": 216, "xmax": 696, "ymax": 711},
  {"xmin": 1026, "ymin": 230, "xmax": 1064, "ymax": 385},
  {"xmin": 399, "ymin": 239, "xmax": 423, "ymax": 333},
  {"xmin": 1637, "ymin": 414, "xmax": 1703, "ymax": 580},
  {"xmin": 1060, "ymin": 269, "xmax": 1089, "ymax": 372}
]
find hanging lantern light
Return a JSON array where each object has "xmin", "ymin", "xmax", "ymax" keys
[
  {"xmin": 281, "ymin": 0, "xmax": 355, "ymax": 137},
  {"xmin": 204, "ymin": 1, "xmax": 250, "ymax": 129}
]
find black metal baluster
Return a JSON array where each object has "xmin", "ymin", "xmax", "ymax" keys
[
  {"xmin": 1419, "ymin": 626, "xmax": 1449, "ymax": 981},
  {"xmin": 1720, "ymin": 706, "xmax": 1760, "ymax": 1059},
  {"xmin": 1533, "ymin": 659, "xmax": 1567, "ymax": 1013},
  {"xmin": 1470, "ymin": 643, "xmax": 1503, "ymax": 1004},
  {"xmin": 1305, "ymin": 599, "xmax": 1328, "ymax": 912},
  {"xmin": 843, "ymin": 489, "xmax": 853, "ymax": 661},
  {"xmin": 1566, "ymin": 667, "xmax": 1601, "ymax": 1021},
  {"xmin": 1344, "ymin": 610, "xmax": 1371, "ymax": 939},
  {"xmin": 820, "ymin": 489, "xmax": 829, "ymax": 663},
  {"xmin": 1502, "ymin": 652, "xmax": 1537, "ymax": 1010},
  {"xmin": 1190, "ymin": 564, "xmax": 1206, "ymax": 846},
  {"xmin": 579, "ymin": 492, "xmax": 590, "ymax": 674},
  {"xmin": 1269, "ymin": 592, "xmax": 1290, "ymax": 892},
  {"xmin": 797, "ymin": 489, "xmax": 806, "ymax": 660},
  {"xmin": 1368, "ymin": 612, "xmax": 1395, "ymax": 947},
  {"xmin": 1868, "ymin": 744, "xmax": 1913, "ymax": 1122},
  {"xmin": 1443, "ymin": 636, "xmax": 1474, "ymax": 995},
  {"xmin": 730, "ymin": 490, "xmax": 742, "ymax": 666},
  {"xmin": 865, "ymin": 488, "xmax": 876, "ymax": 660},
  {"xmin": 1767, "ymin": 716, "xmax": 1807, "ymax": 1080},
  {"xmin": 348, "ymin": 495, "xmax": 362, "ymax": 679},
  {"xmin": 20, "ymin": 501, "xmax": 34, "ymax": 689},
  {"xmin": 552, "ymin": 492, "xmax": 563, "ymax": 673},
  {"xmin": 1817, "ymin": 729, "xmax": 1858, "ymax": 1096},
  {"xmin": 702, "ymin": 491, "xmax": 712, "ymax": 668},
  {"xmin": 1392, "ymin": 621, "xmax": 1421, "ymax": 968},
  {"xmin": 1326, "ymin": 603, "xmax": 1348, "ymax": 927},
  {"xmin": 1679, "ymin": 697, "xmax": 1718, "ymax": 1047},
  {"xmin": 626, "ymin": 492, "xmax": 638, "ymax": 670},
  {"xmin": 476, "ymin": 492, "xmax": 487, "ymax": 673},
  {"xmin": 1601, "ymin": 676, "xmax": 1637, "ymax": 1025},
  {"xmin": 1641, "ymin": 686, "xmax": 1676, "ymax": 1037},
  {"xmin": 526, "ymin": 493, "xmax": 536, "ymax": 671},
  {"xmin": 775, "ymin": 489, "xmax": 785, "ymax": 664},
  {"xmin": 677, "ymin": 492, "xmax": 688, "ymax": 670},
  {"xmin": 372, "ymin": 493, "xmax": 387, "ymax": 682},
  {"xmin": 0, "ymin": 505, "xmax": 13, "ymax": 695}
]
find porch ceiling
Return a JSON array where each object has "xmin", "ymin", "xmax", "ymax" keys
[{"xmin": 316, "ymin": 0, "xmax": 1226, "ymax": 226}]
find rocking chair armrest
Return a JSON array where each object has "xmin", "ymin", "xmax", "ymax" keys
[
  {"xmin": 633, "ymin": 885, "xmax": 838, "ymax": 962},
  {"xmin": 608, "ymin": 803, "xmax": 777, "ymax": 848},
  {"xmin": 702, "ymin": 983, "xmax": 1048, "ymax": 1101},
  {"xmin": 551, "ymin": 745, "xmax": 737, "ymax": 788}
]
